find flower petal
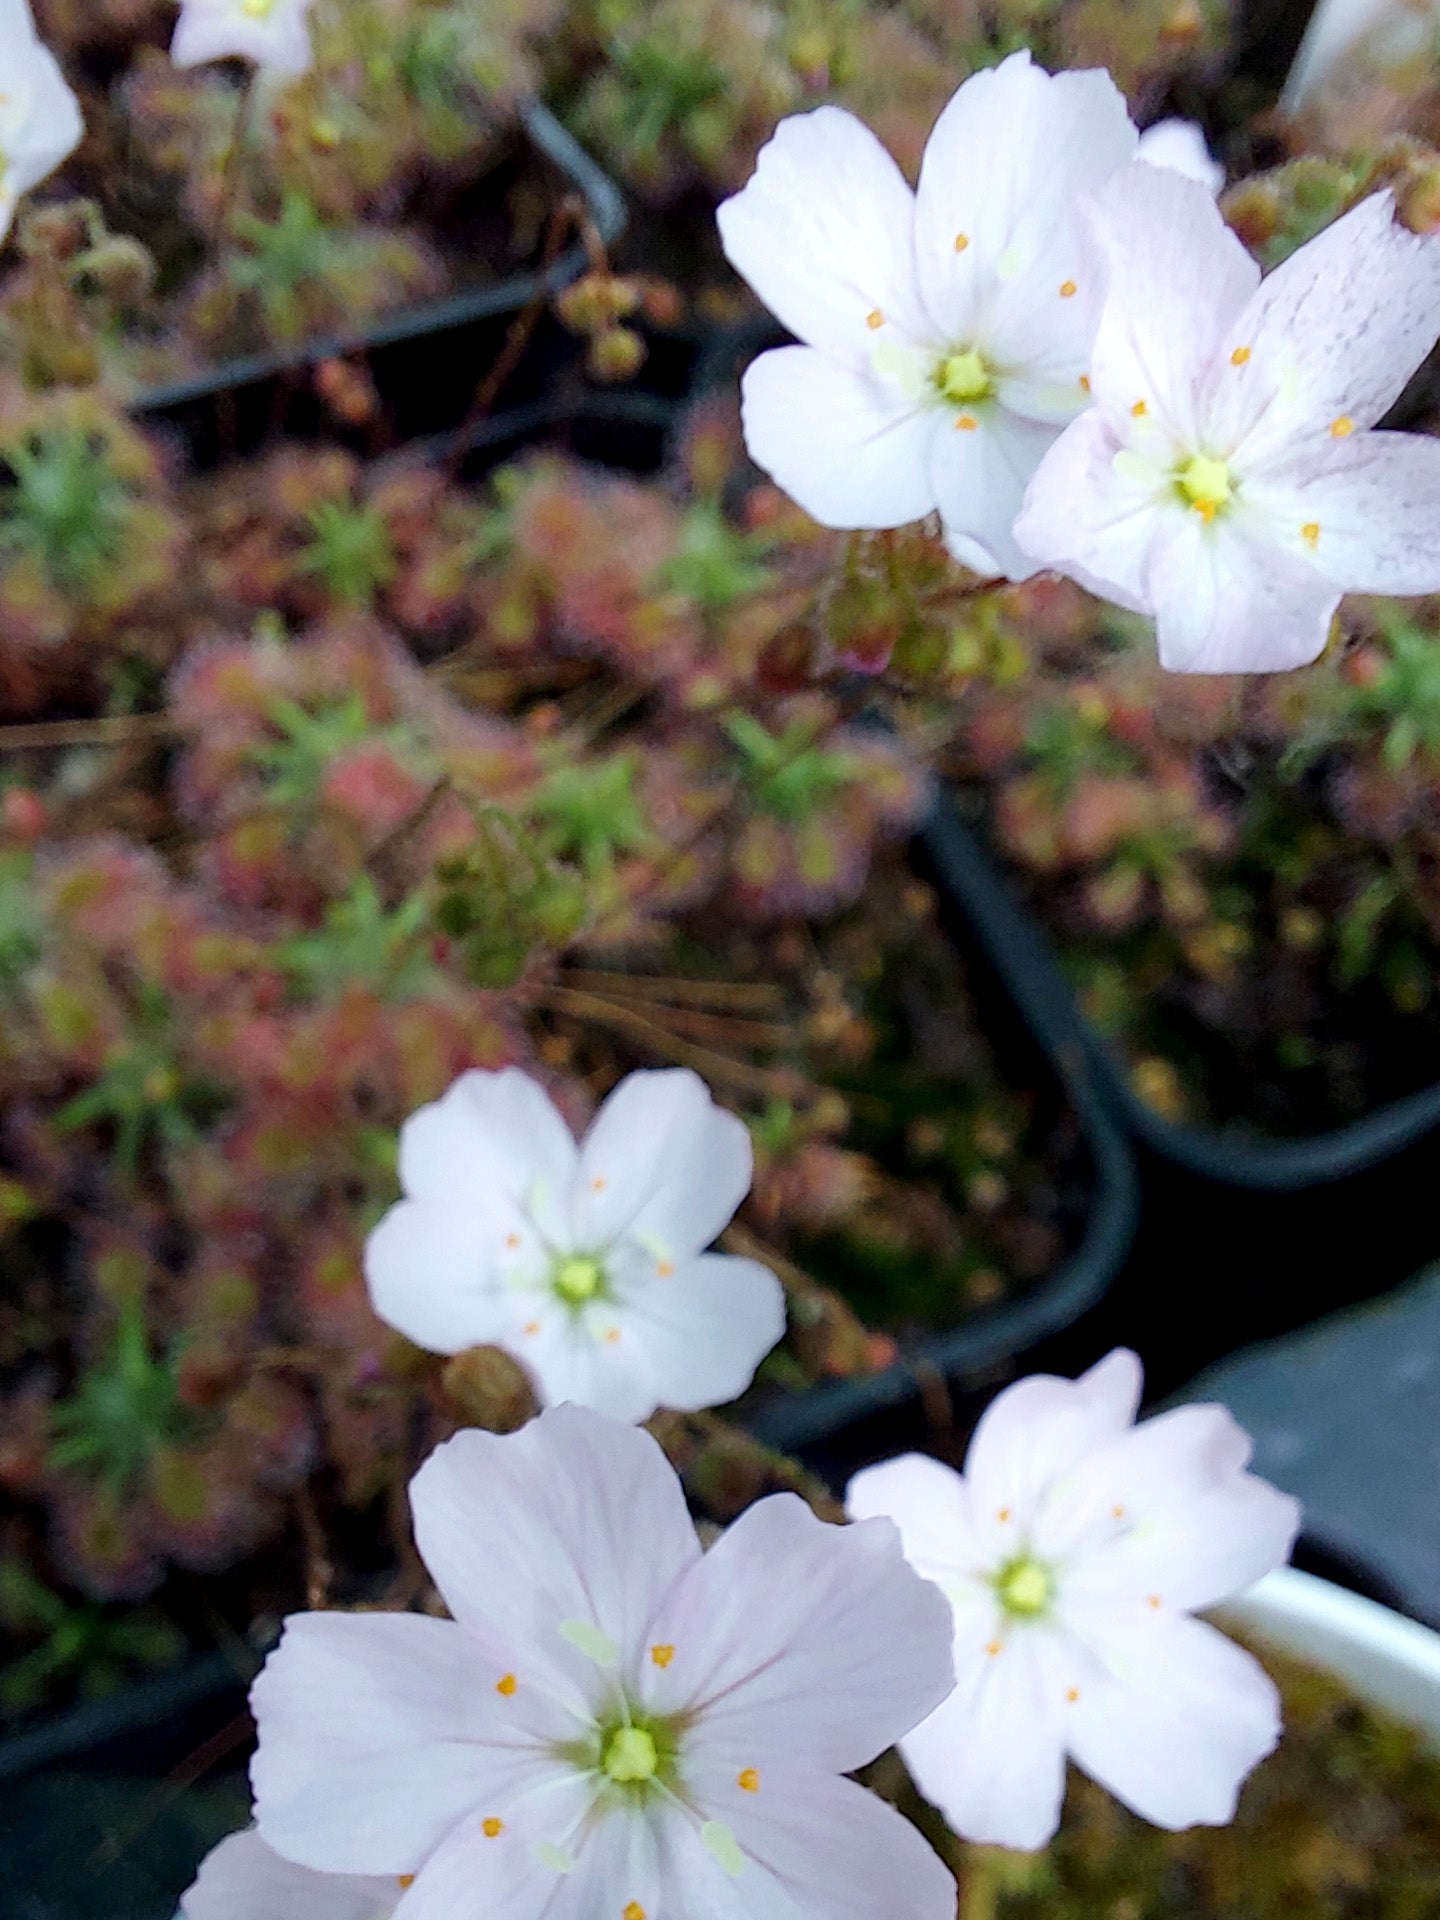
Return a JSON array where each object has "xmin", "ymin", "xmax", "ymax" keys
[
  {"xmin": 171, "ymin": 0, "xmax": 314, "ymax": 74},
  {"xmin": 845, "ymin": 1452, "xmax": 987, "ymax": 1587},
  {"xmin": 364, "ymin": 1196, "xmax": 530, "ymax": 1356},
  {"xmin": 717, "ymin": 106, "xmax": 933, "ymax": 364},
  {"xmin": 1086, "ymin": 163, "xmax": 1259, "ymax": 448},
  {"xmin": 520, "ymin": 1310, "xmax": 663, "ymax": 1421},
  {"xmin": 900, "ymin": 1622, "xmax": 1069, "ymax": 1850},
  {"xmin": 571, "ymin": 1069, "xmax": 752, "ymax": 1255},
  {"xmin": 396, "ymin": 1069, "xmax": 578, "ymax": 1216},
  {"xmin": 408, "ymin": 1407, "xmax": 701, "ymax": 1684},
  {"xmin": 1246, "ymin": 430, "xmax": 1440, "ymax": 593},
  {"xmin": 1013, "ymin": 409, "xmax": 1156, "ymax": 612},
  {"xmin": 1063, "ymin": 1610, "xmax": 1281, "ymax": 1829},
  {"xmin": 181, "ymin": 1829, "xmax": 399, "ymax": 1920},
  {"xmin": 913, "ymin": 53, "xmax": 1136, "ymax": 363},
  {"xmin": 1055, "ymin": 1404, "xmax": 1298, "ymax": 1609},
  {"xmin": 644, "ymin": 1493, "xmax": 954, "ymax": 1772},
  {"xmin": 671, "ymin": 1763, "xmax": 957, "ymax": 1920},
  {"xmin": 1135, "ymin": 119, "xmax": 1224, "ymax": 195},
  {"xmin": 615, "ymin": 1252, "xmax": 786, "ymax": 1412},
  {"xmin": 740, "ymin": 346, "xmax": 941, "ymax": 531},
  {"xmin": 392, "ymin": 1784, "xmax": 637, "ymax": 1920},
  {"xmin": 1215, "ymin": 192, "xmax": 1440, "ymax": 467},
  {"xmin": 962, "ymin": 1349, "xmax": 1143, "ymax": 1529},
  {"xmin": 930, "ymin": 405, "xmax": 1061, "ymax": 581},
  {"xmin": 249, "ymin": 1612, "xmax": 559, "ymax": 1875},
  {"xmin": 6, "ymin": 47, "xmax": 83, "ymax": 200},
  {"xmin": 1144, "ymin": 508, "xmax": 1339, "ymax": 672}
]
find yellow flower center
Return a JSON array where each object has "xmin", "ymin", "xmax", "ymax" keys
[
  {"xmin": 553, "ymin": 1255, "xmax": 605, "ymax": 1304},
  {"xmin": 604, "ymin": 1726, "xmax": 659, "ymax": 1785},
  {"xmin": 996, "ymin": 1556, "xmax": 1053, "ymax": 1618},
  {"xmin": 241, "ymin": 0, "xmax": 277, "ymax": 15},
  {"xmin": 1176, "ymin": 454, "xmax": 1233, "ymax": 523},
  {"xmin": 936, "ymin": 349, "xmax": 992, "ymax": 406}
]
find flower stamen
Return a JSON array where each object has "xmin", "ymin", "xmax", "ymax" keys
[{"xmin": 738, "ymin": 1767, "xmax": 760, "ymax": 1792}]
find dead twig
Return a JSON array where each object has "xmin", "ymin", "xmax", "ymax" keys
[
  {"xmin": 445, "ymin": 193, "xmax": 590, "ymax": 480},
  {"xmin": 563, "ymin": 983, "xmax": 792, "ymax": 1051},
  {"xmin": 0, "ymin": 712, "xmax": 176, "ymax": 753},
  {"xmin": 294, "ymin": 1482, "xmax": 334, "ymax": 1611},
  {"xmin": 560, "ymin": 969, "xmax": 784, "ymax": 1013},
  {"xmin": 547, "ymin": 983, "xmax": 812, "ymax": 1102}
]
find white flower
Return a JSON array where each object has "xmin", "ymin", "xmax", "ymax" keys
[
  {"xmin": 846, "ymin": 1349, "xmax": 1300, "ymax": 1851},
  {"xmin": 171, "ymin": 0, "xmax": 316, "ymax": 76},
  {"xmin": 1015, "ymin": 166, "xmax": 1440, "ymax": 672},
  {"xmin": 250, "ymin": 1406, "xmax": 958, "ymax": 1920},
  {"xmin": 0, "ymin": 0, "xmax": 83, "ymax": 246},
  {"xmin": 716, "ymin": 51, "xmax": 1138, "ymax": 580},
  {"xmin": 183, "ymin": 1829, "xmax": 398, "ymax": 1920},
  {"xmin": 1136, "ymin": 118, "xmax": 1224, "ymax": 195},
  {"xmin": 364, "ymin": 1066, "xmax": 786, "ymax": 1423}
]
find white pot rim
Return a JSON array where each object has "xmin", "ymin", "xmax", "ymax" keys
[{"xmin": 1220, "ymin": 1565, "xmax": 1440, "ymax": 1743}]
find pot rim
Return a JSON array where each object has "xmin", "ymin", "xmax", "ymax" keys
[{"xmin": 1219, "ymin": 1564, "xmax": 1440, "ymax": 1741}]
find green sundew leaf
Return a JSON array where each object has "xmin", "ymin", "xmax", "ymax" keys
[{"xmin": 1336, "ymin": 872, "xmax": 1399, "ymax": 987}]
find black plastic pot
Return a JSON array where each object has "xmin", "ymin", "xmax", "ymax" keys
[
  {"xmin": 936, "ymin": 789, "xmax": 1440, "ymax": 1190},
  {"xmin": 0, "ymin": 1653, "xmax": 253, "ymax": 1920},
  {"xmin": 128, "ymin": 101, "xmax": 627, "ymax": 463},
  {"xmin": 744, "ymin": 791, "xmax": 1139, "ymax": 1456}
]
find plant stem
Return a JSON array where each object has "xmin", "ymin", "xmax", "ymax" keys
[
  {"xmin": 959, "ymin": 1849, "xmax": 1005, "ymax": 1920},
  {"xmin": 209, "ymin": 68, "xmax": 260, "ymax": 353}
]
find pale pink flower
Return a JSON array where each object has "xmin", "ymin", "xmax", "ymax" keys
[
  {"xmin": 171, "ymin": 0, "xmax": 315, "ymax": 76},
  {"xmin": 1136, "ymin": 118, "xmax": 1224, "ymax": 194},
  {"xmin": 846, "ymin": 1350, "xmax": 1300, "ymax": 1851},
  {"xmin": 1015, "ymin": 165, "xmax": 1440, "ymax": 671},
  {"xmin": 0, "ymin": 0, "xmax": 83, "ymax": 245},
  {"xmin": 250, "ymin": 1405, "xmax": 958, "ymax": 1920},
  {"xmin": 182, "ymin": 1828, "xmax": 399, "ymax": 1920},
  {"xmin": 717, "ymin": 52, "xmax": 1137, "ymax": 580},
  {"xmin": 364, "ymin": 1067, "xmax": 786, "ymax": 1423}
]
